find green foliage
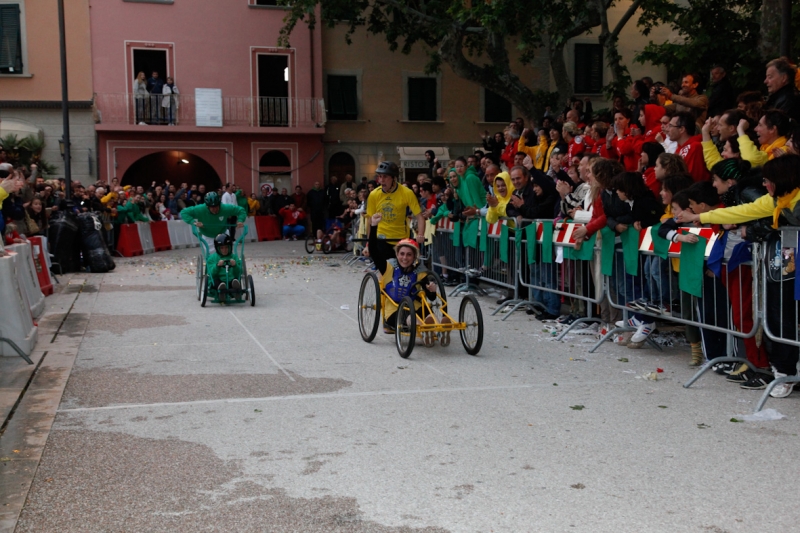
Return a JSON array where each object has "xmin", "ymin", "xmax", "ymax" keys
[
  {"xmin": 634, "ymin": 0, "xmax": 764, "ymax": 91},
  {"xmin": 0, "ymin": 132, "xmax": 50, "ymax": 169}
]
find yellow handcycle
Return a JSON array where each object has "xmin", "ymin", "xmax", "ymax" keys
[{"xmin": 357, "ymin": 271, "xmax": 484, "ymax": 358}]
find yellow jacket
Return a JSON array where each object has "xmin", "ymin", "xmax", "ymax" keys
[
  {"xmin": 0, "ymin": 187, "xmax": 8, "ymax": 205},
  {"xmin": 701, "ymin": 140, "xmax": 723, "ymax": 171},
  {"xmin": 738, "ymin": 134, "xmax": 786, "ymax": 168},
  {"xmin": 517, "ymin": 135, "xmax": 548, "ymax": 171},
  {"xmin": 485, "ymin": 172, "xmax": 513, "ymax": 224},
  {"xmin": 699, "ymin": 190, "xmax": 800, "ymax": 225}
]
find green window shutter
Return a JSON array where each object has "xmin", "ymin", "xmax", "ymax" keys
[{"xmin": 0, "ymin": 4, "xmax": 22, "ymax": 73}]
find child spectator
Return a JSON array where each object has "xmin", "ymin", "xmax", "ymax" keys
[
  {"xmin": 639, "ymin": 142, "xmax": 666, "ymax": 197},
  {"xmin": 279, "ymin": 203, "xmax": 306, "ymax": 240}
]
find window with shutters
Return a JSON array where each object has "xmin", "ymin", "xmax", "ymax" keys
[
  {"xmin": 574, "ymin": 43, "xmax": 603, "ymax": 94},
  {"xmin": 484, "ymin": 88, "xmax": 512, "ymax": 123},
  {"xmin": 0, "ymin": 3, "xmax": 23, "ymax": 74},
  {"xmin": 407, "ymin": 77, "xmax": 438, "ymax": 121},
  {"xmin": 327, "ymin": 75, "xmax": 358, "ymax": 120}
]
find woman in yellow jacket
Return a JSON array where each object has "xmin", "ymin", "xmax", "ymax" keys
[
  {"xmin": 484, "ymin": 171, "xmax": 513, "ymax": 224},
  {"xmin": 677, "ymin": 154, "xmax": 800, "ymax": 398},
  {"xmin": 735, "ymin": 110, "xmax": 790, "ymax": 168},
  {"xmin": 517, "ymin": 129, "xmax": 550, "ymax": 171}
]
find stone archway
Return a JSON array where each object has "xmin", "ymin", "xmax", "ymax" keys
[{"xmin": 121, "ymin": 151, "xmax": 222, "ymax": 190}]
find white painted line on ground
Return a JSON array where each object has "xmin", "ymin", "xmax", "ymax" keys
[
  {"xmin": 57, "ymin": 380, "xmax": 633, "ymax": 413},
  {"xmin": 420, "ymin": 362, "xmax": 446, "ymax": 376},
  {"xmin": 80, "ymin": 341, "xmax": 250, "ymax": 349},
  {"xmin": 228, "ymin": 310, "xmax": 295, "ymax": 382},
  {"xmin": 304, "ymin": 287, "xmax": 357, "ymax": 323}
]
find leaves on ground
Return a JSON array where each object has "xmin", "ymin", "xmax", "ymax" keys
[
  {"xmin": 697, "ymin": 423, "xmax": 710, "ymax": 429},
  {"xmin": 569, "ymin": 405, "xmax": 585, "ymax": 411},
  {"xmin": 618, "ymin": 357, "xmax": 629, "ymax": 362},
  {"xmin": 570, "ymin": 483, "xmax": 585, "ymax": 489},
  {"xmin": 658, "ymin": 405, "xmax": 668, "ymax": 409},
  {"xmin": 730, "ymin": 418, "xmax": 743, "ymax": 423},
  {"xmin": 254, "ymin": 409, "xmax": 262, "ymax": 413}
]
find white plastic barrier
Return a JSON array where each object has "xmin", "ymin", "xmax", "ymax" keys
[
  {"xmin": 0, "ymin": 252, "xmax": 38, "ymax": 359},
  {"xmin": 6, "ymin": 243, "xmax": 44, "ymax": 318},
  {"xmin": 244, "ymin": 217, "xmax": 258, "ymax": 242},
  {"xmin": 137, "ymin": 222, "xmax": 155, "ymax": 254},
  {"xmin": 166, "ymin": 220, "xmax": 198, "ymax": 249}
]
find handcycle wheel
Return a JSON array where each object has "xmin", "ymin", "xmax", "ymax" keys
[
  {"xmin": 322, "ymin": 236, "xmax": 333, "ymax": 254},
  {"xmin": 458, "ymin": 295, "xmax": 483, "ymax": 355},
  {"xmin": 200, "ymin": 275, "xmax": 208, "ymax": 307},
  {"xmin": 395, "ymin": 296, "xmax": 417, "ymax": 359},
  {"xmin": 195, "ymin": 253, "xmax": 205, "ymax": 300},
  {"xmin": 358, "ymin": 272, "xmax": 381, "ymax": 343},
  {"xmin": 248, "ymin": 274, "xmax": 255, "ymax": 307},
  {"xmin": 305, "ymin": 235, "xmax": 315, "ymax": 254}
]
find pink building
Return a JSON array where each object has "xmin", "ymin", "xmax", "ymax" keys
[{"xmin": 90, "ymin": 0, "xmax": 325, "ymax": 196}]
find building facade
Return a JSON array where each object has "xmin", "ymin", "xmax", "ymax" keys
[
  {"xmin": 89, "ymin": 0, "xmax": 325, "ymax": 194},
  {"xmin": 0, "ymin": 0, "xmax": 95, "ymax": 183}
]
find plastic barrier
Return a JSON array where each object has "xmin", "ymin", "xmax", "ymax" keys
[
  {"xmin": 27, "ymin": 236, "xmax": 54, "ymax": 296},
  {"xmin": 116, "ymin": 224, "xmax": 144, "ymax": 257},
  {"xmin": 254, "ymin": 216, "xmax": 281, "ymax": 241},
  {"xmin": 137, "ymin": 222, "xmax": 155, "ymax": 255},
  {"xmin": 150, "ymin": 221, "xmax": 172, "ymax": 251},
  {"xmin": 6, "ymin": 242, "xmax": 45, "ymax": 319},
  {"xmin": 244, "ymin": 217, "xmax": 258, "ymax": 243},
  {"xmin": 0, "ymin": 252, "xmax": 37, "ymax": 363},
  {"xmin": 166, "ymin": 220, "xmax": 193, "ymax": 249}
]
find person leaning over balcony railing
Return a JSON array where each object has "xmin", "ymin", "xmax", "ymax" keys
[
  {"xmin": 133, "ymin": 71, "xmax": 149, "ymax": 125},
  {"xmin": 677, "ymin": 154, "xmax": 800, "ymax": 399}
]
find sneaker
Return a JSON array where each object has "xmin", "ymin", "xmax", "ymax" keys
[
  {"xmin": 383, "ymin": 323, "xmax": 395, "ymax": 334},
  {"xmin": 496, "ymin": 294, "xmax": 512, "ymax": 305},
  {"xmin": 599, "ymin": 323, "xmax": 612, "ymax": 336},
  {"xmin": 422, "ymin": 316, "xmax": 436, "ymax": 347},
  {"xmin": 217, "ymin": 282, "xmax": 227, "ymax": 292},
  {"xmin": 138, "ymin": 121, "xmax": 147, "ymax": 125},
  {"xmin": 439, "ymin": 316, "xmax": 452, "ymax": 346},
  {"xmin": 713, "ymin": 362, "xmax": 736, "ymax": 375},
  {"xmin": 291, "ymin": 235, "xmax": 297, "ymax": 241},
  {"xmin": 616, "ymin": 316, "xmax": 642, "ymax": 329},
  {"xmin": 284, "ymin": 237, "xmax": 290, "ymax": 241},
  {"xmin": 537, "ymin": 311, "xmax": 559, "ymax": 321},
  {"xmin": 644, "ymin": 301, "xmax": 667, "ymax": 315},
  {"xmin": 725, "ymin": 363, "xmax": 750, "ymax": 383},
  {"xmin": 630, "ymin": 321, "xmax": 655, "ymax": 343},
  {"xmin": 230, "ymin": 279, "xmax": 241, "ymax": 291},
  {"xmin": 626, "ymin": 299, "xmax": 647, "ymax": 311},
  {"xmin": 627, "ymin": 340, "xmax": 646, "ymax": 349},
  {"xmin": 769, "ymin": 372, "xmax": 796, "ymax": 398},
  {"xmin": 740, "ymin": 375, "xmax": 774, "ymax": 390},
  {"xmin": 556, "ymin": 314, "xmax": 573, "ymax": 324}
]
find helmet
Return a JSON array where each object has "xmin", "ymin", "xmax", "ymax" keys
[
  {"xmin": 375, "ymin": 161, "xmax": 399, "ymax": 178},
  {"xmin": 204, "ymin": 191, "xmax": 221, "ymax": 207},
  {"xmin": 214, "ymin": 233, "xmax": 232, "ymax": 254},
  {"xmin": 394, "ymin": 238, "xmax": 419, "ymax": 259}
]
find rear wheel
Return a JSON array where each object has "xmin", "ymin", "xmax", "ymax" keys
[
  {"xmin": 459, "ymin": 295, "xmax": 483, "ymax": 355},
  {"xmin": 248, "ymin": 274, "xmax": 255, "ymax": 307},
  {"xmin": 195, "ymin": 253, "xmax": 205, "ymax": 300},
  {"xmin": 322, "ymin": 236, "xmax": 333, "ymax": 254},
  {"xmin": 395, "ymin": 296, "xmax": 417, "ymax": 359},
  {"xmin": 200, "ymin": 275, "xmax": 208, "ymax": 307},
  {"xmin": 305, "ymin": 235, "xmax": 315, "ymax": 254},
  {"xmin": 358, "ymin": 273, "xmax": 381, "ymax": 343}
]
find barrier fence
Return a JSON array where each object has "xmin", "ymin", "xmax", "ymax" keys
[{"xmin": 426, "ymin": 217, "xmax": 800, "ymax": 414}]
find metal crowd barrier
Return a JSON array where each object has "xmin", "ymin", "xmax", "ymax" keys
[{"xmin": 430, "ymin": 218, "xmax": 479, "ymax": 297}]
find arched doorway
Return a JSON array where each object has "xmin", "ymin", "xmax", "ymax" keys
[
  {"xmin": 121, "ymin": 151, "xmax": 222, "ymax": 190},
  {"xmin": 328, "ymin": 152, "xmax": 355, "ymax": 185},
  {"xmin": 259, "ymin": 150, "xmax": 292, "ymax": 194}
]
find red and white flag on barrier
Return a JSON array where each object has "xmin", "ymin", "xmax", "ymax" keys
[
  {"xmin": 436, "ymin": 218, "xmax": 455, "ymax": 231},
  {"xmin": 485, "ymin": 219, "xmax": 507, "ymax": 236},
  {"xmin": 553, "ymin": 222, "xmax": 581, "ymax": 245},
  {"xmin": 638, "ymin": 226, "xmax": 718, "ymax": 257}
]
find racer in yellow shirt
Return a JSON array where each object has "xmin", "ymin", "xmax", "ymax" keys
[{"xmin": 366, "ymin": 161, "xmax": 425, "ymax": 259}]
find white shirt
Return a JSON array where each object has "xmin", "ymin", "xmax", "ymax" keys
[{"xmin": 221, "ymin": 191, "xmax": 236, "ymax": 206}]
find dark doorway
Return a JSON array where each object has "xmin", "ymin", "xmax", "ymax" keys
[
  {"xmin": 257, "ymin": 54, "xmax": 289, "ymax": 126},
  {"xmin": 121, "ymin": 151, "xmax": 222, "ymax": 191},
  {"xmin": 259, "ymin": 150, "xmax": 291, "ymax": 167},
  {"xmin": 328, "ymin": 152, "xmax": 355, "ymax": 184},
  {"xmin": 133, "ymin": 49, "xmax": 167, "ymax": 83}
]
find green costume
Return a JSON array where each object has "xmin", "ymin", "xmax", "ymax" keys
[
  {"xmin": 115, "ymin": 201, "xmax": 149, "ymax": 224},
  {"xmin": 180, "ymin": 203, "xmax": 247, "ymax": 238},
  {"xmin": 235, "ymin": 189, "xmax": 249, "ymax": 212},
  {"xmin": 207, "ymin": 251, "xmax": 241, "ymax": 284}
]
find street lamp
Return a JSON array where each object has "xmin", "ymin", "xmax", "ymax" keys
[{"xmin": 58, "ymin": 138, "xmax": 65, "ymax": 159}]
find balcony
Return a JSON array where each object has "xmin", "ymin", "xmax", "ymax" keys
[{"xmin": 93, "ymin": 93, "xmax": 326, "ymax": 132}]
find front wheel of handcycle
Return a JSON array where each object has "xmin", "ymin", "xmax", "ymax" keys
[
  {"xmin": 305, "ymin": 235, "xmax": 315, "ymax": 254},
  {"xmin": 425, "ymin": 271, "xmax": 448, "ymax": 321},
  {"xmin": 248, "ymin": 274, "xmax": 255, "ymax": 307},
  {"xmin": 458, "ymin": 295, "xmax": 483, "ymax": 355},
  {"xmin": 358, "ymin": 272, "xmax": 381, "ymax": 343},
  {"xmin": 195, "ymin": 253, "xmax": 205, "ymax": 300},
  {"xmin": 200, "ymin": 275, "xmax": 208, "ymax": 307},
  {"xmin": 395, "ymin": 296, "xmax": 417, "ymax": 359}
]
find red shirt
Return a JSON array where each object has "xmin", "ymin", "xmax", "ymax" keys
[
  {"xmin": 677, "ymin": 137, "xmax": 710, "ymax": 182},
  {"xmin": 278, "ymin": 206, "xmax": 306, "ymax": 226},
  {"xmin": 564, "ymin": 136, "xmax": 586, "ymax": 169},
  {"xmin": 643, "ymin": 167, "xmax": 660, "ymax": 198},
  {"xmin": 611, "ymin": 134, "xmax": 640, "ymax": 172}
]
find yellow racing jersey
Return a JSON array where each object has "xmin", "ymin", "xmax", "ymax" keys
[{"xmin": 366, "ymin": 183, "xmax": 421, "ymax": 242}]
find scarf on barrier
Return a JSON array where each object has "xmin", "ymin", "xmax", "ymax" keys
[
  {"xmin": 773, "ymin": 188, "xmax": 800, "ymax": 229},
  {"xmin": 526, "ymin": 223, "xmax": 537, "ymax": 263}
]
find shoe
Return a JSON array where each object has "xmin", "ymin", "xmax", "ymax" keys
[
  {"xmin": 599, "ymin": 323, "xmax": 611, "ymax": 336},
  {"xmin": 439, "ymin": 316, "xmax": 451, "ymax": 346},
  {"xmin": 689, "ymin": 352, "xmax": 705, "ymax": 367},
  {"xmin": 740, "ymin": 375, "xmax": 774, "ymax": 390},
  {"xmin": 630, "ymin": 321, "xmax": 655, "ymax": 343},
  {"xmin": 627, "ymin": 340, "xmax": 645, "ymax": 349},
  {"xmin": 525, "ymin": 308, "xmax": 540, "ymax": 316},
  {"xmin": 556, "ymin": 314, "xmax": 574, "ymax": 324},
  {"xmin": 217, "ymin": 282, "xmax": 226, "ymax": 292},
  {"xmin": 644, "ymin": 301, "xmax": 667, "ymax": 315},
  {"xmin": 230, "ymin": 279, "xmax": 241, "ymax": 291},
  {"xmin": 725, "ymin": 364, "xmax": 751, "ymax": 383},
  {"xmin": 713, "ymin": 362, "xmax": 736, "ymax": 375},
  {"xmin": 291, "ymin": 235, "xmax": 297, "ymax": 241},
  {"xmin": 496, "ymin": 295, "xmax": 512, "ymax": 306},
  {"xmin": 284, "ymin": 237, "xmax": 290, "ymax": 241},
  {"xmin": 138, "ymin": 121, "xmax": 146, "ymax": 125},
  {"xmin": 616, "ymin": 316, "xmax": 642, "ymax": 329},
  {"xmin": 769, "ymin": 372, "xmax": 796, "ymax": 398},
  {"xmin": 626, "ymin": 299, "xmax": 647, "ymax": 311},
  {"xmin": 671, "ymin": 299, "xmax": 682, "ymax": 316},
  {"xmin": 443, "ymin": 277, "xmax": 458, "ymax": 287},
  {"xmin": 422, "ymin": 316, "xmax": 436, "ymax": 347},
  {"xmin": 383, "ymin": 323, "xmax": 395, "ymax": 334},
  {"xmin": 537, "ymin": 312, "xmax": 559, "ymax": 321}
]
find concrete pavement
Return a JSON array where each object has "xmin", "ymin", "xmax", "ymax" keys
[{"xmin": 2, "ymin": 241, "xmax": 799, "ymax": 532}]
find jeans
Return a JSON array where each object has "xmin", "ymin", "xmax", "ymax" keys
[
  {"xmin": 531, "ymin": 261, "xmax": 560, "ymax": 315},
  {"xmin": 283, "ymin": 224, "xmax": 305, "ymax": 238},
  {"xmin": 645, "ymin": 256, "xmax": 671, "ymax": 308}
]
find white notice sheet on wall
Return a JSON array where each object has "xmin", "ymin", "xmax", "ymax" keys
[{"xmin": 195, "ymin": 88, "xmax": 223, "ymax": 127}]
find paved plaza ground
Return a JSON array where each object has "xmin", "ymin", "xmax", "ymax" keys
[{"xmin": 1, "ymin": 240, "xmax": 799, "ymax": 532}]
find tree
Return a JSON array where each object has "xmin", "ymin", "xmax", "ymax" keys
[{"xmin": 278, "ymin": 0, "xmax": 663, "ymax": 122}]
